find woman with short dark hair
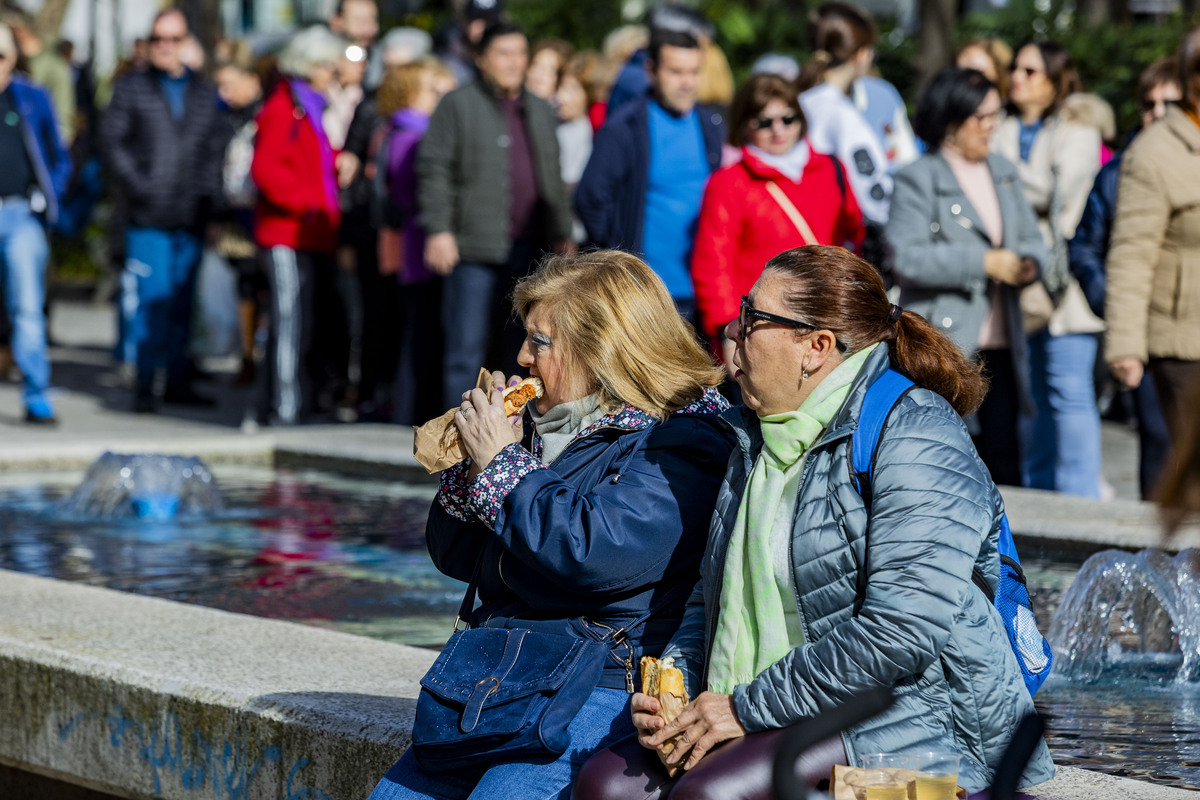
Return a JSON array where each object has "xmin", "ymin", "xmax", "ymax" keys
[
  {"xmin": 691, "ymin": 73, "xmax": 864, "ymax": 371},
  {"xmin": 887, "ymin": 67, "xmax": 1045, "ymax": 486}
]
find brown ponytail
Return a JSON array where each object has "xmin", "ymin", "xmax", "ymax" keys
[
  {"xmin": 764, "ymin": 245, "xmax": 988, "ymax": 417},
  {"xmin": 795, "ymin": 2, "xmax": 877, "ymax": 93}
]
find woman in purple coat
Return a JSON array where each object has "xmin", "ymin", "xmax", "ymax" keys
[{"xmin": 375, "ymin": 58, "xmax": 455, "ymax": 424}]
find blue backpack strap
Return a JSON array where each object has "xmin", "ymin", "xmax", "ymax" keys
[{"xmin": 851, "ymin": 369, "xmax": 915, "ymax": 500}]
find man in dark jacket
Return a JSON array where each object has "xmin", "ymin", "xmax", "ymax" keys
[
  {"xmin": 0, "ymin": 22, "xmax": 70, "ymax": 424},
  {"xmin": 575, "ymin": 27, "xmax": 725, "ymax": 320},
  {"xmin": 1068, "ymin": 56, "xmax": 1180, "ymax": 499},
  {"xmin": 100, "ymin": 9, "xmax": 222, "ymax": 413},
  {"xmin": 417, "ymin": 20, "xmax": 573, "ymax": 408}
]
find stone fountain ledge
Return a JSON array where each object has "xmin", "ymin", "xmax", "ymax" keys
[
  {"xmin": 0, "ymin": 570, "xmax": 1193, "ymax": 800},
  {"xmin": 0, "ymin": 569, "xmax": 435, "ymax": 800}
]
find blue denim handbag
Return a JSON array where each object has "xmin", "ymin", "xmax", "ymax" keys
[{"xmin": 411, "ymin": 560, "xmax": 675, "ymax": 771}]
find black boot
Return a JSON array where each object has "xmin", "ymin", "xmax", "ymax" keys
[{"xmin": 133, "ymin": 382, "xmax": 156, "ymax": 413}]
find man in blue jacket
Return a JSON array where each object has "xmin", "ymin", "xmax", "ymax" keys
[
  {"xmin": 575, "ymin": 27, "xmax": 725, "ymax": 321},
  {"xmin": 0, "ymin": 22, "xmax": 70, "ymax": 424},
  {"xmin": 1068, "ymin": 56, "xmax": 1179, "ymax": 500}
]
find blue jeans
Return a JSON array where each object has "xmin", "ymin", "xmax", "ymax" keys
[
  {"xmin": 124, "ymin": 227, "xmax": 202, "ymax": 387},
  {"xmin": 0, "ymin": 200, "xmax": 51, "ymax": 408},
  {"xmin": 367, "ymin": 687, "xmax": 635, "ymax": 800},
  {"xmin": 1021, "ymin": 330, "xmax": 1101, "ymax": 498}
]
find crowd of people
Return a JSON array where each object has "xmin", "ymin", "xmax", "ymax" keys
[
  {"xmin": 0, "ymin": 0, "xmax": 1196, "ymax": 506},
  {"xmin": 2, "ymin": 4, "xmax": 1199, "ymax": 798}
]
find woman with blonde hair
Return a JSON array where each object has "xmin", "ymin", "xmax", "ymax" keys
[
  {"xmin": 956, "ymin": 38, "xmax": 1013, "ymax": 100},
  {"xmin": 367, "ymin": 250, "xmax": 737, "ymax": 800},
  {"xmin": 376, "ymin": 56, "xmax": 454, "ymax": 425}
]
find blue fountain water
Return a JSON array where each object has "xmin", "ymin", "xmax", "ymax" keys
[
  {"xmin": 56, "ymin": 453, "xmax": 223, "ymax": 521},
  {"xmin": 1047, "ymin": 548, "xmax": 1200, "ymax": 684}
]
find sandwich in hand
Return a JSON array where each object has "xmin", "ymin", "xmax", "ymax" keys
[
  {"xmin": 412, "ymin": 371, "xmax": 544, "ymax": 473},
  {"xmin": 641, "ymin": 656, "xmax": 690, "ymax": 766},
  {"xmin": 501, "ymin": 376, "xmax": 545, "ymax": 417}
]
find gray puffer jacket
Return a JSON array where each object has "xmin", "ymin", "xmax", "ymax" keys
[{"xmin": 663, "ymin": 347, "xmax": 1055, "ymax": 792}]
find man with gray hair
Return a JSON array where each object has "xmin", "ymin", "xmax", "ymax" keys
[{"xmin": 100, "ymin": 9, "xmax": 222, "ymax": 413}]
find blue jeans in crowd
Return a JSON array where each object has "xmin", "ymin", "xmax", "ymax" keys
[
  {"xmin": 1021, "ymin": 330, "xmax": 1102, "ymax": 498},
  {"xmin": 441, "ymin": 241, "xmax": 536, "ymax": 409},
  {"xmin": 366, "ymin": 686, "xmax": 635, "ymax": 800},
  {"xmin": 0, "ymin": 199, "xmax": 53, "ymax": 415},
  {"xmin": 123, "ymin": 226, "xmax": 201, "ymax": 388}
]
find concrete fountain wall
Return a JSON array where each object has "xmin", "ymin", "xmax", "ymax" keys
[{"xmin": 0, "ymin": 569, "xmax": 435, "ymax": 800}]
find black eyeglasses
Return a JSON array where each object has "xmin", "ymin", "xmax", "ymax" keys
[
  {"xmin": 751, "ymin": 113, "xmax": 800, "ymax": 130},
  {"xmin": 149, "ymin": 35, "xmax": 185, "ymax": 45},
  {"xmin": 737, "ymin": 295, "xmax": 847, "ymax": 351}
]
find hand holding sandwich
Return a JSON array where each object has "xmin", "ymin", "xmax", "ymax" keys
[{"xmin": 455, "ymin": 372, "xmax": 542, "ymax": 479}]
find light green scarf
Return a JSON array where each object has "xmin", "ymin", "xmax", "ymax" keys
[{"xmin": 707, "ymin": 344, "xmax": 878, "ymax": 695}]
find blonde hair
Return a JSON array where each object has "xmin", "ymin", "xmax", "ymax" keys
[
  {"xmin": 513, "ymin": 251, "xmax": 724, "ymax": 417},
  {"xmin": 699, "ymin": 43, "xmax": 735, "ymax": 106},
  {"xmin": 377, "ymin": 56, "xmax": 451, "ymax": 116}
]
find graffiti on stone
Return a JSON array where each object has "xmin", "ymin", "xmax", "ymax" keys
[{"xmin": 57, "ymin": 704, "xmax": 332, "ymax": 800}]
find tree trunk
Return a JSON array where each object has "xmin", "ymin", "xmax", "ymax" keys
[
  {"xmin": 32, "ymin": 0, "xmax": 73, "ymax": 41},
  {"xmin": 916, "ymin": 0, "xmax": 956, "ymax": 84}
]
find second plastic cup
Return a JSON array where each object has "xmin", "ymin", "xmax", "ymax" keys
[{"xmin": 913, "ymin": 752, "xmax": 960, "ymax": 800}]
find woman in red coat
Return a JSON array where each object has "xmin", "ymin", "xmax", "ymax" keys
[
  {"xmin": 691, "ymin": 73, "xmax": 865, "ymax": 367},
  {"xmin": 251, "ymin": 26, "xmax": 347, "ymax": 426}
]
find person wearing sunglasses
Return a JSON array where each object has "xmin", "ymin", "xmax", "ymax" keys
[
  {"xmin": 992, "ymin": 41, "xmax": 1106, "ymax": 500},
  {"xmin": 691, "ymin": 73, "xmax": 864, "ymax": 376},
  {"xmin": 577, "ymin": 245, "xmax": 1055, "ymax": 800},
  {"xmin": 1106, "ymin": 28, "xmax": 1200, "ymax": 444},
  {"xmin": 100, "ymin": 8, "xmax": 223, "ymax": 413},
  {"xmin": 1066, "ymin": 56, "xmax": 1180, "ymax": 500}
]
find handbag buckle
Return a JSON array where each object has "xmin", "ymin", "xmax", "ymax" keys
[
  {"xmin": 452, "ymin": 616, "xmax": 469, "ymax": 633},
  {"xmin": 461, "ymin": 676, "xmax": 501, "ymax": 733}
]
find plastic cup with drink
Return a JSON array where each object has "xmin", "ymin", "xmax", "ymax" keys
[{"xmin": 913, "ymin": 752, "xmax": 960, "ymax": 800}]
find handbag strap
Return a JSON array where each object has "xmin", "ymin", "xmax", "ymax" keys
[{"xmin": 765, "ymin": 181, "xmax": 818, "ymax": 247}]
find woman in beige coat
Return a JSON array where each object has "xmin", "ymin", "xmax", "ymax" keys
[
  {"xmin": 1106, "ymin": 28, "xmax": 1200, "ymax": 437},
  {"xmin": 992, "ymin": 41, "xmax": 1105, "ymax": 498}
]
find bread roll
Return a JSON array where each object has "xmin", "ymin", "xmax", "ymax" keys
[{"xmin": 641, "ymin": 656, "xmax": 690, "ymax": 766}]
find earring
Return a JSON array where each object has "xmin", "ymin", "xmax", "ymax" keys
[{"xmin": 801, "ymin": 365, "xmax": 810, "ymax": 383}]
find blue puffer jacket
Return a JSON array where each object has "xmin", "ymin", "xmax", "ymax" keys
[
  {"xmin": 427, "ymin": 389, "xmax": 737, "ymax": 691},
  {"xmin": 663, "ymin": 348, "xmax": 1056, "ymax": 791}
]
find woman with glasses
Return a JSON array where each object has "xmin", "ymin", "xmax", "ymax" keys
[
  {"xmin": 1106, "ymin": 28, "xmax": 1200, "ymax": 441},
  {"xmin": 576, "ymin": 245, "xmax": 1055, "ymax": 800},
  {"xmin": 885, "ymin": 67, "xmax": 1044, "ymax": 487},
  {"xmin": 691, "ymin": 73, "xmax": 864, "ymax": 373},
  {"xmin": 368, "ymin": 251, "xmax": 737, "ymax": 800},
  {"xmin": 992, "ymin": 41, "xmax": 1106, "ymax": 499}
]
